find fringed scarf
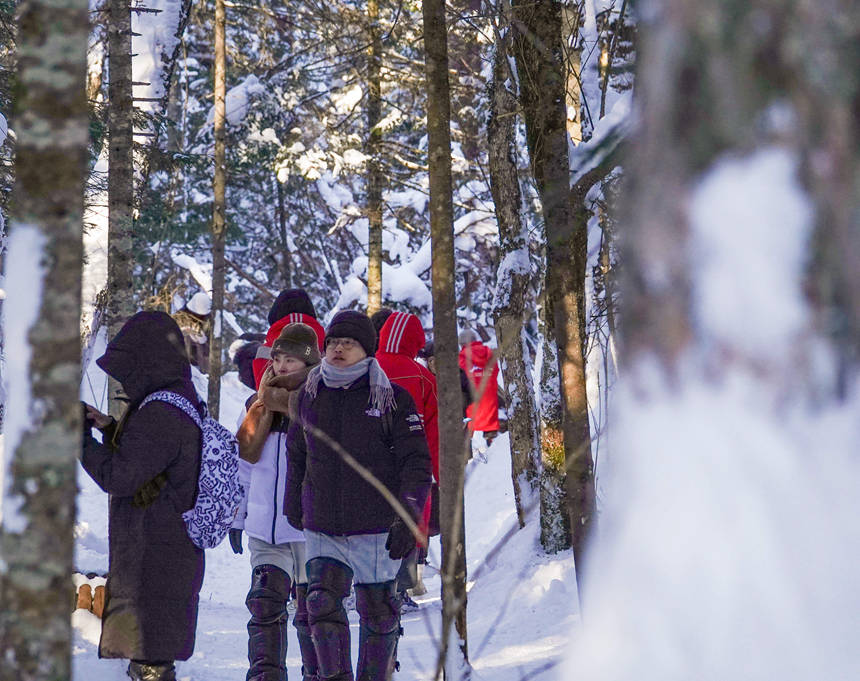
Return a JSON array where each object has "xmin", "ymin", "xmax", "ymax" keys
[{"xmin": 304, "ymin": 357, "xmax": 396, "ymax": 413}]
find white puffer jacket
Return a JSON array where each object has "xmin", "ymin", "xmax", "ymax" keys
[{"xmin": 232, "ymin": 410, "xmax": 303, "ymax": 545}]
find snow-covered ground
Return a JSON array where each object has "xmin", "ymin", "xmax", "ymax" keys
[{"xmin": 72, "ymin": 369, "xmax": 578, "ymax": 681}]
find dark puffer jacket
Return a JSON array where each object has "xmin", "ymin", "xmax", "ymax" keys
[
  {"xmin": 284, "ymin": 373, "xmax": 432, "ymax": 536},
  {"xmin": 81, "ymin": 311, "xmax": 204, "ymax": 662}
]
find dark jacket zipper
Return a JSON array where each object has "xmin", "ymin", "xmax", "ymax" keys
[{"xmin": 271, "ymin": 433, "xmax": 281, "ymax": 544}]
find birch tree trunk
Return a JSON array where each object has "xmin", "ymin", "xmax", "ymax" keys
[
  {"xmin": 511, "ymin": 0, "xmax": 594, "ymax": 585},
  {"xmin": 487, "ymin": 29, "xmax": 540, "ymax": 527},
  {"xmin": 106, "ymin": 0, "xmax": 135, "ymax": 418},
  {"xmin": 365, "ymin": 0, "xmax": 383, "ymax": 315},
  {"xmin": 422, "ymin": 0, "xmax": 470, "ymax": 676},
  {"xmin": 0, "ymin": 0, "xmax": 87, "ymax": 676},
  {"xmin": 208, "ymin": 0, "xmax": 227, "ymax": 418}
]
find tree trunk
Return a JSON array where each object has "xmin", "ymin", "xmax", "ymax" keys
[
  {"xmin": 365, "ymin": 0, "xmax": 383, "ymax": 315},
  {"xmin": 487, "ymin": 30, "xmax": 540, "ymax": 527},
  {"xmin": 449, "ymin": 0, "xmax": 483, "ymax": 162},
  {"xmin": 0, "ymin": 0, "xmax": 87, "ymax": 676},
  {"xmin": 275, "ymin": 176, "xmax": 292, "ymax": 288},
  {"xmin": 621, "ymin": 0, "xmax": 860, "ymax": 380},
  {"xmin": 511, "ymin": 0, "xmax": 594, "ymax": 592},
  {"xmin": 422, "ymin": 0, "xmax": 470, "ymax": 677},
  {"xmin": 208, "ymin": 0, "xmax": 227, "ymax": 418},
  {"xmin": 537, "ymin": 304, "xmax": 571, "ymax": 552},
  {"xmin": 560, "ymin": 1, "xmax": 583, "ymax": 144},
  {"xmin": 106, "ymin": 0, "xmax": 135, "ymax": 418}
]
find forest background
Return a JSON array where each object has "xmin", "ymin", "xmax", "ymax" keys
[{"xmin": 0, "ymin": 0, "xmax": 859, "ymax": 679}]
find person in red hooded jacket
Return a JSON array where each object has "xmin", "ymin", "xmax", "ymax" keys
[
  {"xmin": 458, "ymin": 329, "xmax": 500, "ymax": 452},
  {"xmin": 253, "ymin": 289, "xmax": 326, "ymax": 389},
  {"xmin": 375, "ymin": 311, "xmax": 439, "ymax": 606}
]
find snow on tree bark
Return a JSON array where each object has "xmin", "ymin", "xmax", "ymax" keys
[
  {"xmin": 511, "ymin": 0, "xmax": 594, "ymax": 586},
  {"xmin": 568, "ymin": 2, "xmax": 860, "ymax": 677},
  {"xmin": 487, "ymin": 31, "xmax": 540, "ymax": 528},
  {"xmin": 0, "ymin": 0, "xmax": 87, "ymax": 676}
]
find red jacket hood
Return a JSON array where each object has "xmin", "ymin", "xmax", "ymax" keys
[
  {"xmin": 378, "ymin": 312, "xmax": 426, "ymax": 359},
  {"xmin": 265, "ymin": 312, "xmax": 325, "ymax": 350}
]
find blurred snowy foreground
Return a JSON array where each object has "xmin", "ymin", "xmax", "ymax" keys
[{"xmin": 72, "ymin": 364, "xmax": 579, "ymax": 681}]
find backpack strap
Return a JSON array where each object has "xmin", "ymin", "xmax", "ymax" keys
[{"xmin": 141, "ymin": 390, "xmax": 204, "ymax": 430}]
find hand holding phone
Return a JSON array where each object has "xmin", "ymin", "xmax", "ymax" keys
[{"xmin": 82, "ymin": 403, "xmax": 113, "ymax": 429}]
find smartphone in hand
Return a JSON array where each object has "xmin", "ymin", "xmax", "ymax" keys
[{"xmin": 81, "ymin": 402, "xmax": 112, "ymax": 429}]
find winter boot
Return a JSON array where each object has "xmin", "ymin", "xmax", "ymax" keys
[
  {"xmin": 76, "ymin": 583, "xmax": 93, "ymax": 611},
  {"xmin": 294, "ymin": 583, "xmax": 319, "ymax": 681},
  {"xmin": 411, "ymin": 564, "xmax": 427, "ymax": 597},
  {"xmin": 127, "ymin": 661, "xmax": 176, "ymax": 681},
  {"xmin": 354, "ymin": 581, "xmax": 401, "ymax": 681},
  {"xmin": 246, "ymin": 564, "xmax": 292, "ymax": 681},
  {"xmin": 306, "ymin": 557, "xmax": 355, "ymax": 681},
  {"xmin": 92, "ymin": 584, "xmax": 106, "ymax": 618}
]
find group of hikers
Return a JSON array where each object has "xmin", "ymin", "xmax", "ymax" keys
[{"xmin": 80, "ymin": 288, "xmax": 500, "ymax": 681}]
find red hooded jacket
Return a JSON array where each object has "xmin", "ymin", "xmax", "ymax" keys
[
  {"xmin": 252, "ymin": 312, "xmax": 326, "ymax": 389},
  {"xmin": 376, "ymin": 311, "xmax": 439, "ymax": 544},
  {"xmin": 458, "ymin": 340, "xmax": 500, "ymax": 432}
]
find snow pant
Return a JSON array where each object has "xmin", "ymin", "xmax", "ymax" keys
[
  {"xmin": 355, "ymin": 581, "xmax": 401, "ymax": 681},
  {"xmin": 246, "ymin": 564, "xmax": 291, "ymax": 681},
  {"xmin": 127, "ymin": 660, "xmax": 176, "ymax": 681}
]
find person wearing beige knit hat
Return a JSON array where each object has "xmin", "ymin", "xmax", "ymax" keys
[{"xmin": 231, "ymin": 322, "xmax": 321, "ymax": 681}]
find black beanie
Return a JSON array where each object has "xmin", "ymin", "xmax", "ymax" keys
[
  {"xmin": 272, "ymin": 323, "xmax": 322, "ymax": 365},
  {"xmin": 326, "ymin": 310, "xmax": 377, "ymax": 356},
  {"xmin": 418, "ymin": 340, "xmax": 435, "ymax": 358},
  {"xmin": 370, "ymin": 307, "xmax": 394, "ymax": 334},
  {"xmin": 268, "ymin": 288, "xmax": 317, "ymax": 326},
  {"xmin": 233, "ymin": 341, "xmax": 260, "ymax": 390}
]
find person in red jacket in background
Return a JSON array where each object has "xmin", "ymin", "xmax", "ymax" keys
[
  {"xmin": 458, "ymin": 329, "xmax": 500, "ymax": 453},
  {"xmin": 375, "ymin": 311, "xmax": 439, "ymax": 607},
  {"xmin": 253, "ymin": 289, "xmax": 326, "ymax": 389}
]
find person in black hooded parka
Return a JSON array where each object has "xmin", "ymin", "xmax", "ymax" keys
[{"xmin": 81, "ymin": 311, "xmax": 205, "ymax": 681}]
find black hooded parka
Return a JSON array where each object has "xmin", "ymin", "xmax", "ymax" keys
[{"xmin": 81, "ymin": 311, "xmax": 204, "ymax": 662}]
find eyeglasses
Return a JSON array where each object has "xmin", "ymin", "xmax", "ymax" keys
[{"xmin": 326, "ymin": 337, "xmax": 359, "ymax": 351}]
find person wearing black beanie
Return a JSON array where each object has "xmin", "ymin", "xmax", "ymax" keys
[
  {"xmin": 325, "ymin": 309, "xmax": 378, "ymax": 357},
  {"xmin": 268, "ymin": 288, "xmax": 317, "ymax": 326},
  {"xmin": 370, "ymin": 307, "xmax": 394, "ymax": 335},
  {"xmin": 285, "ymin": 308, "xmax": 431, "ymax": 681}
]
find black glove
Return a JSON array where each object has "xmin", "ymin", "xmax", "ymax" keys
[
  {"xmin": 385, "ymin": 517, "xmax": 414, "ymax": 560},
  {"xmin": 228, "ymin": 528, "xmax": 243, "ymax": 554},
  {"xmin": 132, "ymin": 472, "xmax": 168, "ymax": 508}
]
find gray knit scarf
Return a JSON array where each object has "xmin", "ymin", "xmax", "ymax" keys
[{"xmin": 304, "ymin": 357, "xmax": 396, "ymax": 413}]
